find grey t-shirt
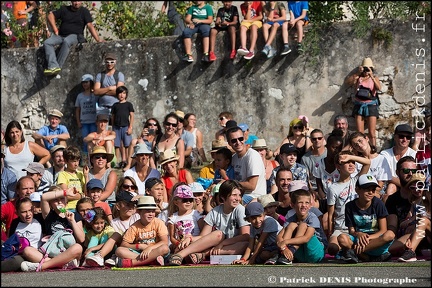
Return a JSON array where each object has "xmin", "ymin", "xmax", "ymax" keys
[
  {"xmin": 250, "ymin": 216, "xmax": 282, "ymax": 249},
  {"xmin": 204, "ymin": 204, "xmax": 250, "ymax": 239},
  {"xmin": 95, "ymin": 71, "xmax": 125, "ymax": 107}
]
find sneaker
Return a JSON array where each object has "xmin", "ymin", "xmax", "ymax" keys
[
  {"xmin": 202, "ymin": 53, "xmax": 210, "ymax": 62},
  {"xmin": 183, "ymin": 54, "xmax": 194, "ymax": 63},
  {"xmin": 264, "ymin": 254, "xmax": 279, "ymax": 265},
  {"xmin": 398, "ymin": 249, "xmax": 417, "ymax": 262},
  {"xmin": 341, "ymin": 249, "xmax": 359, "ymax": 264},
  {"xmin": 276, "ymin": 255, "xmax": 292, "ymax": 265},
  {"xmin": 21, "ymin": 261, "xmax": 39, "ymax": 272},
  {"xmin": 43, "ymin": 68, "xmax": 54, "ymax": 76},
  {"xmin": 116, "ymin": 258, "xmax": 133, "ymax": 268},
  {"xmin": 209, "ymin": 51, "xmax": 217, "ymax": 62},
  {"xmin": 86, "ymin": 254, "xmax": 104, "ymax": 267},
  {"xmin": 297, "ymin": 43, "xmax": 304, "ymax": 53},
  {"xmin": 229, "ymin": 49, "xmax": 236, "ymax": 59},
  {"xmin": 52, "ymin": 67, "xmax": 61, "ymax": 74},
  {"xmin": 104, "ymin": 257, "xmax": 116, "ymax": 267},
  {"xmin": 237, "ymin": 47, "xmax": 249, "ymax": 56},
  {"xmin": 267, "ymin": 48, "xmax": 277, "ymax": 59},
  {"xmin": 370, "ymin": 251, "xmax": 392, "ymax": 262},
  {"xmin": 244, "ymin": 51, "xmax": 255, "ymax": 60},
  {"xmin": 261, "ymin": 45, "xmax": 270, "ymax": 56},
  {"xmin": 281, "ymin": 45, "xmax": 292, "ymax": 55},
  {"xmin": 63, "ymin": 258, "xmax": 79, "ymax": 269}
]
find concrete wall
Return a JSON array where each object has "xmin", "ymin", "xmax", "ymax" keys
[{"xmin": 1, "ymin": 16, "xmax": 430, "ymax": 157}]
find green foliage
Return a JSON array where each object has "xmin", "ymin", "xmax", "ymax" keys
[
  {"xmin": 308, "ymin": 1, "xmax": 345, "ymax": 26},
  {"xmin": 371, "ymin": 27, "xmax": 393, "ymax": 48}
]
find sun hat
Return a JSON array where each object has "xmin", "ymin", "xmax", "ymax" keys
[
  {"xmin": 189, "ymin": 182, "xmax": 206, "ymax": 193},
  {"xmin": 158, "ymin": 150, "xmax": 180, "ymax": 166},
  {"xmin": 252, "ymin": 139, "xmax": 268, "ymax": 150},
  {"xmin": 173, "ymin": 184, "xmax": 195, "ymax": 199},
  {"xmin": 86, "ymin": 178, "xmax": 104, "ymax": 191},
  {"xmin": 257, "ymin": 194, "xmax": 278, "ymax": 208},
  {"xmin": 81, "ymin": 74, "xmax": 93, "ymax": 82},
  {"xmin": 136, "ymin": 196, "xmax": 158, "ymax": 210},
  {"xmin": 89, "ymin": 146, "xmax": 114, "ymax": 162},
  {"xmin": 209, "ymin": 139, "xmax": 227, "ymax": 152},
  {"xmin": 405, "ymin": 173, "xmax": 426, "ymax": 188},
  {"xmin": 280, "ymin": 143, "xmax": 298, "ymax": 155},
  {"xmin": 22, "ymin": 162, "xmax": 45, "ymax": 175},
  {"xmin": 132, "ymin": 143, "xmax": 153, "ymax": 158},
  {"xmin": 174, "ymin": 110, "xmax": 185, "ymax": 120},
  {"xmin": 245, "ymin": 202, "xmax": 264, "ymax": 218},
  {"xmin": 288, "ymin": 180, "xmax": 309, "ymax": 193},
  {"xmin": 361, "ymin": 57, "xmax": 374, "ymax": 68},
  {"xmin": 48, "ymin": 109, "xmax": 63, "ymax": 118},
  {"xmin": 356, "ymin": 174, "xmax": 381, "ymax": 189},
  {"xmin": 50, "ymin": 145, "xmax": 65, "ymax": 154}
]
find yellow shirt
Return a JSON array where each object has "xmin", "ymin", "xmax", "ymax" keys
[{"xmin": 57, "ymin": 170, "xmax": 86, "ymax": 210}]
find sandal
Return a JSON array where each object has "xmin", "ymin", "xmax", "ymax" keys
[
  {"xmin": 189, "ymin": 252, "xmax": 205, "ymax": 264},
  {"xmin": 168, "ymin": 254, "xmax": 183, "ymax": 266}
]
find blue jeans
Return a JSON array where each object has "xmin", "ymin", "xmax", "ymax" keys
[
  {"xmin": 44, "ymin": 34, "xmax": 78, "ymax": 69},
  {"xmin": 80, "ymin": 123, "xmax": 97, "ymax": 152}
]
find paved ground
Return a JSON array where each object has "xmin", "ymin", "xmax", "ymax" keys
[{"xmin": 2, "ymin": 261, "xmax": 430, "ymax": 287}]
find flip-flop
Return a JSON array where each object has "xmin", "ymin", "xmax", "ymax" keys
[{"xmin": 189, "ymin": 252, "xmax": 205, "ymax": 264}]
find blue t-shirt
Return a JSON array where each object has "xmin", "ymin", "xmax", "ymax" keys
[
  {"xmin": 345, "ymin": 196, "xmax": 389, "ymax": 234},
  {"xmin": 37, "ymin": 125, "xmax": 69, "ymax": 150},
  {"xmin": 288, "ymin": 1, "xmax": 309, "ymax": 21}
]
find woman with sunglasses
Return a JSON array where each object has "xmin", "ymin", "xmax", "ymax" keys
[
  {"xmin": 123, "ymin": 117, "xmax": 162, "ymax": 172},
  {"xmin": 348, "ymin": 132, "xmax": 392, "ymax": 200},
  {"xmin": 86, "ymin": 146, "xmax": 118, "ymax": 208},
  {"xmin": 345, "ymin": 57, "xmax": 381, "ymax": 146},
  {"xmin": 153, "ymin": 112, "xmax": 185, "ymax": 169},
  {"xmin": 274, "ymin": 116, "xmax": 312, "ymax": 164},
  {"xmin": 124, "ymin": 143, "xmax": 161, "ymax": 196}
]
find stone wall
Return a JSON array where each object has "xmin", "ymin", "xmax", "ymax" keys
[{"xmin": 1, "ymin": 16, "xmax": 430, "ymax": 157}]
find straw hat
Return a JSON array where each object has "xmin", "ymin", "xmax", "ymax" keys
[
  {"xmin": 136, "ymin": 196, "xmax": 157, "ymax": 210},
  {"xmin": 90, "ymin": 146, "xmax": 114, "ymax": 162},
  {"xmin": 361, "ymin": 57, "xmax": 374, "ymax": 68},
  {"xmin": 48, "ymin": 109, "xmax": 63, "ymax": 118},
  {"xmin": 159, "ymin": 149, "xmax": 180, "ymax": 166},
  {"xmin": 209, "ymin": 139, "xmax": 227, "ymax": 152},
  {"xmin": 257, "ymin": 194, "xmax": 279, "ymax": 208},
  {"xmin": 175, "ymin": 110, "xmax": 185, "ymax": 120},
  {"xmin": 252, "ymin": 139, "xmax": 268, "ymax": 149}
]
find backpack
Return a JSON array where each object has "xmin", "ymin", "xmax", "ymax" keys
[
  {"xmin": 38, "ymin": 229, "xmax": 76, "ymax": 259},
  {"xmin": 1, "ymin": 233, "xmax": 20, "ymax": 261},
  {"xmin": 100, "ymin": 70, "xmax": 120, "ymax": 86}
]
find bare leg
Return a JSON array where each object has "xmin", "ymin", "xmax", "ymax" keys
[
  {"xmin": 249, "ymin": 25, "xmax": 258, "ymax": 52},
  {"xmin": 355, "ymin": 115, "xmax": 365, "ymax": 133},
  {"xmin": 202, "ymin": 36, "xmax": 209, "ymax": 54},
  {"xmin": 367, "ymin": 116, "xmax": 377, "ymax": 147},
  {"xmin": 184, "ymin": 37, "xmax": 192, "ymax": 55},
  {"xmin": 239, "ymin": 25, "xmax": 247, "ymax": 49},
  {"xmin": 228, "ymin": 26, "xmax": 236, "ymax": 51},
  {"xmin": 209, "ymin": 29, "xmax": 218, "ymax": 52},
  {"xmin": 296, "ymin": 20, "xmax": 305, "ymax": 43}
]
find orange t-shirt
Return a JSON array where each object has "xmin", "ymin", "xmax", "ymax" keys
[{"xmin": 13, "ymin": 1, "xmax": 28, "ymax": 21}]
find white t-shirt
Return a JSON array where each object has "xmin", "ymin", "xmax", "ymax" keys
[
  {"xmin": 15, "ymin": 218, "xmax": 43, "ymax": 248},
  {"xmin": 168, "ymin": 209, "xmax": 203, "ymax": 238},
  {"xmin": 380, "ymin": 147, "xmax": 417, "ymax": 177},
  {"xmin": 232, "ymin": 148, "xmax": 267, "ymax": 198}
]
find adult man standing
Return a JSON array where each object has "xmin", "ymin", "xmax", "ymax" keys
[
  {"xmin": 94, "ymin": 53, "xmax": 125, "ymax": 116},
  {"xmin": 226, "ymin": 125, "xmax": 266, "ymax": 204},
  {"xmin": 43, "ymin": 1, "xmax": 103, "ymax": 76},
  {"xmin": 301, "ymin": 129, "xmax": 327, "ymax": 192}
]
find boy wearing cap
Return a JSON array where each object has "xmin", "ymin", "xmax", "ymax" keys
[
  {"xmin": 233, "ymin": 202, "xmax": 282, "ymax": 265},
  {"xmin": 115, "ymin": 196, "xmax": 170, "ymax": 268},
  {"xmin": 75, "ymin": 74, "xmax": 97, "ymax": 160},
  {"xmin": 380, "ymin": 124, "xmax": 417, "ymax": 199},
  {"xmin": 337, "ymin": 174, "xmax": 394, "ymax": 263},
  {"xmin": 199, "ymin": 139, "xmax": 228, "ymax": 180},
  {"xmin": 86, "ymin": 179, "xmax": 112, "ymax": 222},
  {"xmin": 32, "ymin": 109, "xmax": 70, "ymax": 152}
]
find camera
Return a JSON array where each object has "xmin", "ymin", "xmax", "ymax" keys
[
  {"xmin": 148, "ymin": 129, "xmax": 155, "ymax": 135},
  {"xmin": 363, "ymin": 67, "xmax": 370, "ymax": 72}
]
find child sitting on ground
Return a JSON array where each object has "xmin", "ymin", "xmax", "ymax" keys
[
  {"xmin": 276, "ymin": 188, "xmax": 328, "ymax": 264},
  {"xmin": 86, "ymin": 179, "xmax": 113, "ymax": 222},
  {"xmin": 233, "ymin": 202, "xmax": 282, "ymax": 265},
  {"xmin": 115, "ymin": 196, "xmax": 170, "ymax": 267}
]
